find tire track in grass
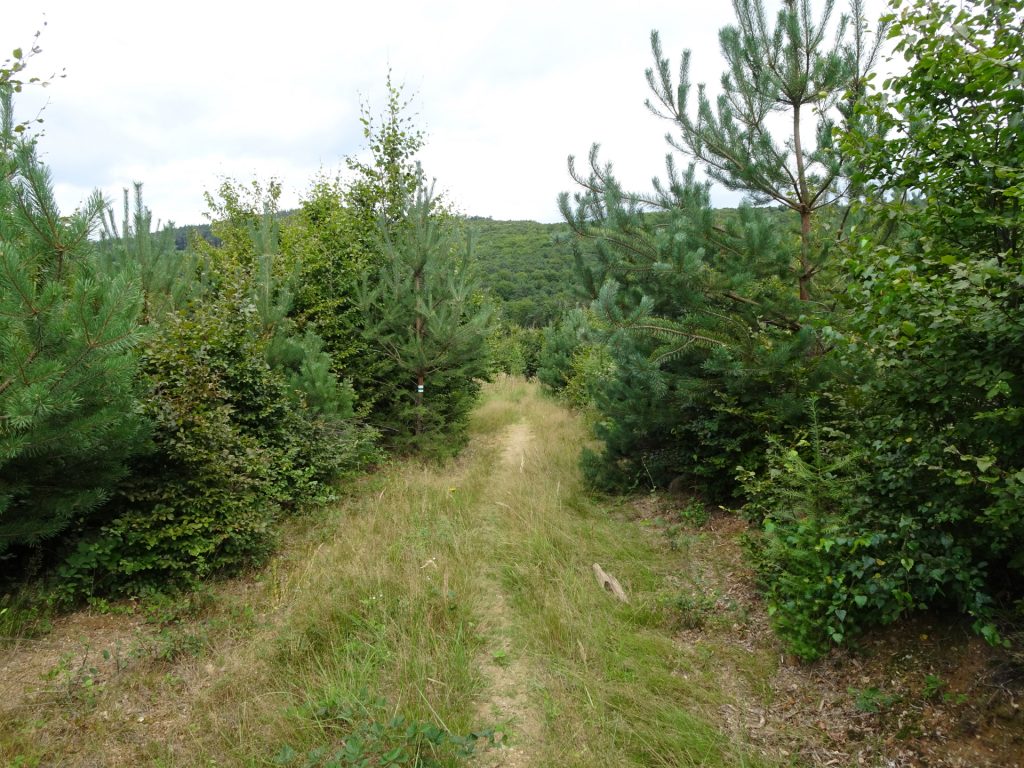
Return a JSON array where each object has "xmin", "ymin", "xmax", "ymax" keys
[{"xmin": 471, "ymin": 420, "xmax": 543, "ymax": 767}]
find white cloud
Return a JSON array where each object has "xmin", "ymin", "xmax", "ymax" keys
[{"xmin": 6, "ymin": 0, "xmax": 892, "ymax": 226}]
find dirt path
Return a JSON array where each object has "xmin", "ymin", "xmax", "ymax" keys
[
  {"xmin": 0, "ymin": 381, "xmax": 792, "ymax": 767},
  {"xmin": 471, "ymin": 422, "xmax": 543, "ymax": 767},
  {"xmin": 499, "ymin": 423, "xmax": 531, "ymax": 472}
]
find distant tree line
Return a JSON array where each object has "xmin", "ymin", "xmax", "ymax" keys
[{"xmin": 171, "ymin": 214, "xmax": 581, "ymax": 331}]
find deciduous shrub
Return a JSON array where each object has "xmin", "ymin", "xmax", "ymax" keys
[{"xmin": 58, "ymin": 288, "xmax": 287, "ymax": 595}]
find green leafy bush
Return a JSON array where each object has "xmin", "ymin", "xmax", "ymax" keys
[
  {"xmin": 740, "ymin": 425, "xmax": 901, "ymax": 659},
  {"xmin": 564, "ymin": 342, "xmax": 614, "ymax": 411},
  {"xmin": 58, "ymin": 289, "xmax": 286, "ymax": 595},
  {"xmin": 487, "ymin": 321, "xmax": 527, "ymax": 377},
  {"xmin": 537, "ymin": 308, "xmax": 589, "ymax": 395},
  {"xmin": 58, "ymin": 251, "xmax": 377, "ymax": 596},
  {"xmin": 487, "ymin": 322, "xmax": 542, "ymax": 379},
  {"xmin": 792, "ymin": 0, "xmax": 1024, "ymax": 650}
]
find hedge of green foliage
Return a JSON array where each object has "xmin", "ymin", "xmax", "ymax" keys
[
  {"xmin": 2, "ymin": 76, "xmax": 487, "ymax": 601},
  {"xmin": 554, "ymin": 0, "xmax": 1024, "ymax": 658}
]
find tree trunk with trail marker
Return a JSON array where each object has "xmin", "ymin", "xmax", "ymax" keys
[
  {"xmin": 415, "ymin": 271, "xmax": 424, "ymax": 437},
  {"xmin": 358, "ymin": 178, "xmax": 491, "ymax": 452}
]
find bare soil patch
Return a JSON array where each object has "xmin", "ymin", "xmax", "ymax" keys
[
  {"xmin": 471, "ymin": 591, "xmax": 542, "ymax": 768},
  {"xmin": 500, "ymin": 423, "xmax": 532, "ymax": 472},
  {"xmin": 472, "ymin": 421, "xmax": 543, "ymax": 767}
]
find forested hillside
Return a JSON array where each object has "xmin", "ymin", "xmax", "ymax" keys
[
  {"xmin": 172, "ymin": 215, "xmax": 579, "ymax": 329},
  {"xmin": 2, "ymin": 1, "xmax": 1023, "ymax": 765},
  {"xmin": 466, "ymin": 217, "xmax": 577, "ymax": 327}
]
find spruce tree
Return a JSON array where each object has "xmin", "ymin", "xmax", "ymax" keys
[
  {"xmin": 0, "ymin": 87, "xmax": 146, "ymax": 558},
  {"xmin": 284, "ymin": 175, "xmax": 374, "ymax": 381},
  {"xmin": 285, "ymin": 74, "xmax": 426, "ymax": 412},
  {"xmin": 248, "ymin": 204, "xmax": 357, "ymax": 421},
  {"xmin": 359, "ymin": 179, "xmax": 491, "ymax": 453}
]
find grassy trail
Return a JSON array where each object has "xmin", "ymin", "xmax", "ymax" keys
[{"xmin": 1, "ymin": 378, "xmax": 776, "ymax": 766}]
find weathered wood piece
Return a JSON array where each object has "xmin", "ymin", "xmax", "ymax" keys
[{"xmin": 592, "ymin": 563, "xmax": 629, "ymax": 603}]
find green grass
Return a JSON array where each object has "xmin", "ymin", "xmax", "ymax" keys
[
  {"xmin": 1, "ymin": 377, "xmax": 778, "ymax": 767},
  {"xmin": 470, "ymin": 385, "xmax": 771, "ymax": 766}
]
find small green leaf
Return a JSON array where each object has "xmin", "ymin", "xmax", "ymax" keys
[{"xmin": 985, "ymin": 380, "xmax": 1010, "ymax": 399}]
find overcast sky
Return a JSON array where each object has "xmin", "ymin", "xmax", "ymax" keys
[{"xmin": 5, "ymin": 0, "xmax": 890, "ymax": 227}]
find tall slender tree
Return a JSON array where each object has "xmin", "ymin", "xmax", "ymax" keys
[
  {"xmin": 284, "ymin": 74, "xmax": 427, "ymax": 411},
  {"xmin": 645, "ymin": 0, "xmax": 886, "ymax": 300},
  {"xmin": 345, "ymin": 70, "xmax": 426, "ymax": 230},
  {"xmin": 359, "ymin": 179, "xmax": 491, "ymax": 453}
]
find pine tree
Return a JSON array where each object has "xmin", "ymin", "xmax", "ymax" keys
[
  {"xmin": 560, "ymin": 0, "xmax": 885, "ymax": 495},
  {"xmin": 739, "ymin": 0, "xmax": 1024, "ymax": 657},
  {"xmin": 99, "ymin": 183, "xmax": 204, "ymax": 322},
  {"xmin": 644, "ymin": 0, "xmax": 886, "ymax": 300},
  {"xmin": 359, "ymin": 180, "xmax": 491, "ymax": 453},
  {"xmin": 0, "ymin": 87, "xmax": 146, "ymax": 558}
]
